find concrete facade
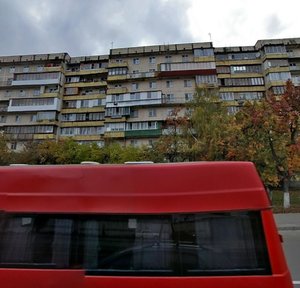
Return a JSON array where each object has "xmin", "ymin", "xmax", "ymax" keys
[{"xmin": 1, "ymin": 38, "xmax": 300, "ymax": 150}]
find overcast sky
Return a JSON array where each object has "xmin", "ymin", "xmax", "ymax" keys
[{"xmin": 0, "ymin": 0, "xmax": 299, "ymax": 57}]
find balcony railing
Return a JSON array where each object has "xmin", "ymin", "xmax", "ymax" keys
[{"xmin": 125, "ymin": 129, "xmax": 162, "ymax": 138}]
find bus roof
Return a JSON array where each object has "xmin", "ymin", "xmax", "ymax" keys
[{"xmin": 0, "ymin": 162, "xmax": 271, "ymax": 213}]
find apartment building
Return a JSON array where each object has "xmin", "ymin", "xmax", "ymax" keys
[
  {"xmin": 0, "ymin": 53, "xmax": 69, "ymax": 150},
  {"xmin": 61, "ymin": 55, "xmax": 108, "ymax": 146},
  {"xmin": 0, "ymin": 37, "xmax": 299, "ymax": 150}
]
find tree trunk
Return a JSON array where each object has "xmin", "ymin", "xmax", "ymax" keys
[{"xmin": 283, "ymin": 178, "xmax": 291, "ymax": 209}]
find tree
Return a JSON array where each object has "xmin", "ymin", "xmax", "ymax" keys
[
  {"xmin": 266, "ymin": 80, "xmax": 300, "ymax": 208},
  {"xmin": 155, "ymin": 107, "xmax": 189, "ymax": 162},
  {"xmin": 232, "ymin": 101, "xmax": 283, "ymax": 187},
  {"xmin": 0, "ymin": 131, "xmax": 11, "ymax": 165},
  {"xmin": 233, "ymin": 80, "xmax": 300, "ymax": 208},
  {"xmin": 36, "ymin": 139, "xmax": 91, "ymax": 164},
  {"xmin": 13, "ymin": 141, "xmax": 40, "ymax": 164},
  {"xmin": 184, "ymin": 86, "xmax": 236, "ymax": 161}
]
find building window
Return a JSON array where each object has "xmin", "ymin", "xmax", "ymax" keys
[
  {"xmin": 182, "ymin": 55, "xmax": 189, "ymax": 62},
  {"xmin": 133, "ymin": 58, "xmax": 140, "ymax": 65},
  {"xmin": 15, "ymin": 115, "xmax": 21, "ymax": 122},
  {"xmin": 130, "ymin": 139, "xmax": 138, "ymax": 147},
  {"xmin": 272, "ymin": 86, "xmax": 285, "ymax": 95},
  {"xmin": 10, "ymin": 142, "xmax": 17, "ymax": 150},
  {"xmin": 148, "ymin": 108, "xmax": 157, "ymax": 117},
  {"xmin": 80, "ymin": 100, "xmax": 89, "ymax": 108},
  {"xmin": 184, "ymin": 79, "xmax": 192, "ymax": 87},
  {"xmin": 19, "ymin": 90, "xmax": 26, "ymax": 97},
  {"xmin": 165, "ymin": 55, "xmax": 172, "ymax": 63},
  {"xmin": 23, "ymin": 66, "xmax": 29, "ymax": 72},
  {"xmin": 196, "ymin": 75, "xmax": 218, "ymax": 85},
  {"xmin": 132, "ymin": 83, "xmax": 139, "ymax": 91},
  {"xmin": 108, "ymin": 68, "xmax": 127, "ymax": 76},
  {"xmin": 166, "ymin": 94, "xmax": 175, "ymax": 103},
  {"xmin": 30, "ymin": 115, "xmax": 37, "ymax": 122},
  {"xmin": 264, "ymin": 45, "xmax": 286, "ymax": 54},
  {"xmin": 149, "ymin": 56, "xmax": 156, "ymax": 64},
  {"xmin": 130, "ymin": 109, "xmax": 139, "ymax": 118},
  {"xmin": 194, "ymin": 48, "xmax": 214, "ymax": 57},
  {"xmin": 0, "ymin": 116, "xmax": 6, "ymax": 123},
  {"xmin": 227, "ymin": 106, "xmax": 240, "ymax": 115},
  {"xmin": 267, "ymin": 72, "xmax": 291, "ymax": 81},
  {"xmin": 33, "ymin": 89, "xmax": 41, "ymax": 96},
  {"xmin": 149, "ymin": 81, "xmax": 157, "ymax": 89},
  {"xmin": 166, "ymin": 80, "xmax": 173, "ymax": 88},
  {"xmin": 219, "ymin": 92, "xmax": 235, "ymax": 101},
  {"xmin": 9, "ymin": 67, "xmax": 15, "ymax": 73},
  {"xmin": 185, "ymin": 93, "xmax": 193, "ymax": 101},
  {"xmin": 37, "ymin": 65, "xmax": 44, "ymax": 72}
]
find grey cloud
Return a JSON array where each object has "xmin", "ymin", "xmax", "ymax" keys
[
  {"xmin": 265, "ymin": 14, "xmax": 286, "ymax": 36},
  {"xmin": 0, "ymin": 0, "xmax": 194, "ymax": 56}
]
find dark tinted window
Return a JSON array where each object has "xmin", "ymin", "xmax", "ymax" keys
[{"xmin": 0, "ymin": 211, "xmax": 270, "ymax": 276}]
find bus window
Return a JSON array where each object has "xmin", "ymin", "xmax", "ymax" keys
[{"xmin": 0, "ymin": 211, "xmax": 270, "ymax": 276}]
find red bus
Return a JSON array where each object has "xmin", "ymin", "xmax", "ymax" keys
[{"xmin": 0, "ymin": 162, "xmax": 293, "ymax": 288}]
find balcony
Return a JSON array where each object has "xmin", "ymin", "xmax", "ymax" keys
[
  {"xmin": 11, "ymin": 77, "xmax": 61, "ymax": 86},
  {"xmin": 33, "ymin": 133, "xmax": 56, "ymax": 140},
  {"xmin": 125, "ymin": 129, "xmax": 162, "ymax": 138},
  {"xmin": 61, "ymin": 106, "xmax": 105, "ymax": 114},
  {"xmin": 0, "ymin": 106, "xmax": 8, "ymax": 112},
  {"xmin": 43, "ymin": 66, "xmax": 64, "ymax": 73},
  {"xmin": 292, "ymin": 76, "xmax": 300, "ymax": 86},
  {"xmin": 7, "ymin": 98, "xmax": 61, "ymax": 112},
  {"xmin": 159, "ymin": 62, "xmax": 216, "ymax": 77},
  {"xmin": 127, "ymin": 72, "xmax": 156, "ymax": 79},
  {"xmin": 7, "ymin": 133, "xmax": 34, "ymax": 140},
  {"xmin": 106, "ymin": 87, "xmax": 128, "ymax": 94},
  {"xmin": 219, "ymin": 86, "xmax": 266, "ymax": 93},
  {"xmin": 263, "ymin": 66, "xmax": 290, "ymax": 75},
  {"xmin": 0, "ymin": 79, "xmax": 13, "ymax": 87},
  {"xmin": 105, "ymin": 117, "xmax": 127, "ymax": 123},
  {"xmin": 36, "ymin": 119, "xmax": 59, "ymax": 125},
  {"xmin": 104, "ymin": 131, "xmax": 125, "ymax": 138},
  {"xmin": 60, "ymin": 135, "xmax": 103, "ymax": 141},
  {"xmin": 262, "ymin": 53, "xmax": 288, "ymax": 62},
  {"xmin": 64, "ymin": 80, "xmax": 107, "ymax": 88},
  {"xmin": 216, "ymin": 59, "xmax": 262, "ymax": 66},
  {"xmin": 60, "ymin": 121, "xmax": 104, "ymax": 127},
  {"xmin": 108, "ymin": 61, "xmax": 128, "ymax": 68},
  {"xmin": 106, "ymin": 91, "xmax": 163, "ymax": 108},
  {"xmin": 265, "ymin": 80, "xmax": 287, "ymax": 89},
  {"xmin": 65, "ymin": 68, "xmax": 107, "ymax": 76},
  {"xmin": 107, "ymin": 74, "xmax": 128, "ymax": 82},
  {"xmin": 290, "ymin": 65, "xmax": 300, "ymax": 71}
]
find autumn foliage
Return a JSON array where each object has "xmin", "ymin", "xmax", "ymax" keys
[{"xmin": 0, "ymin": 81, "xmax": 299, "ymax": 198}]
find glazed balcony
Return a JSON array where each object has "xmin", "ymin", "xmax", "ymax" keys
[
  {"xmin": 106, "ymin": 91, "xmax": 163, "ymax": 108},
  {"xmin": 7, "ymin": 97, "xmax": 61, "ymax": 112},
  {"xmin": 159, "ymin": 62, "xmax": 216, "ymax": 77}
]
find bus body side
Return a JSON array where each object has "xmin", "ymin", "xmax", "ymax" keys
[{"xmin": 0, "ymin": 162, "xmax": 293, "ymax": 288}]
